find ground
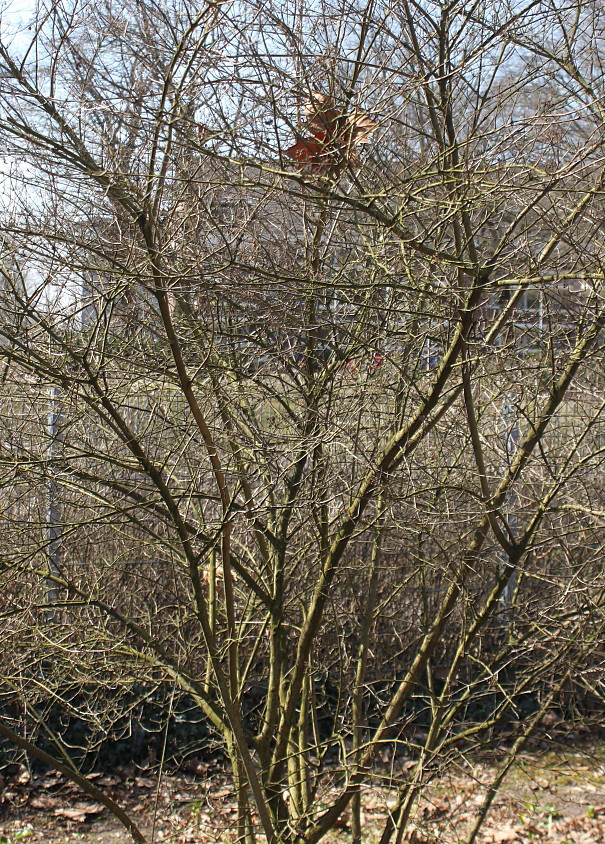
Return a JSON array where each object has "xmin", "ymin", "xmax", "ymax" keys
[{"xmin": 2, "ymin": 742, "xmax": 605, "ymax": 843}]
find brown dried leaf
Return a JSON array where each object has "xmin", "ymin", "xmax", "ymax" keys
[
  {"xmin": 54, "ymin": 802, "xmax": 105, "ymax": 822},
  {"xmin": 29, "ymin": 795, "xmax": 55, "ymax": 810},
  {"xmin": 96, "ymin": 774, "xmax": 119, "ymax": 786},
  {"xmin": 134, "ymin": 777, "xmax": 156, "ymax": 789},
  {"xmin": 484, "ymin": 826, "xmax": 522, "ymax": 842},
  {"xmin": 63, "ymin": 782, "xmax": 85, "ymax": 794},
  {"xmin": 10, "ymin": 765, "xmax": 30, "ymax": 786}
]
